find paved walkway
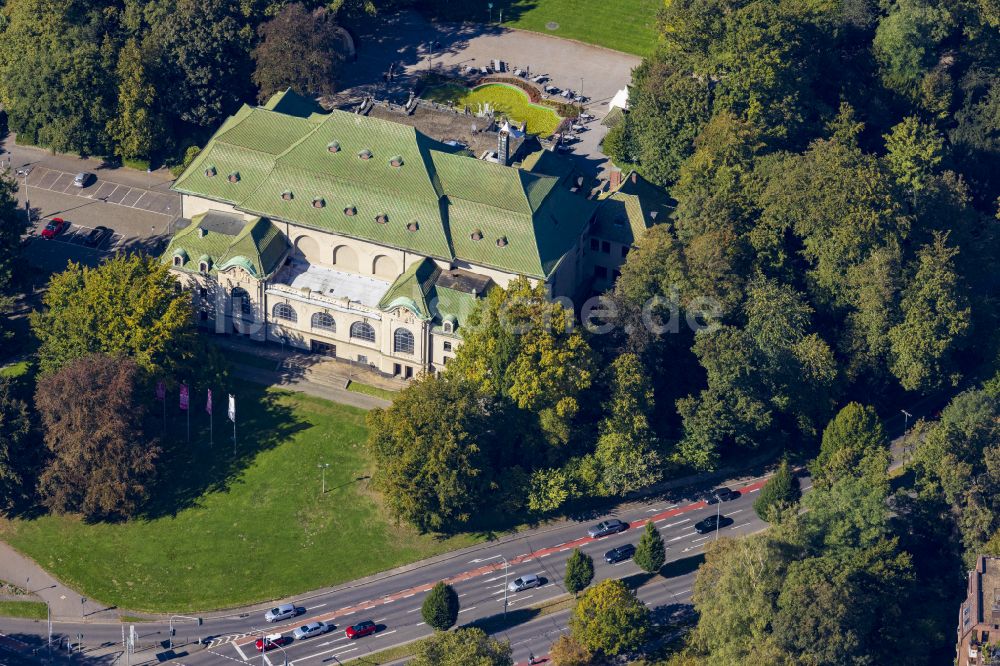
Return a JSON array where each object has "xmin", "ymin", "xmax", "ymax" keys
[{"xmin": 0, "ymin": 542, "xmax": 118, "ymax": 622}]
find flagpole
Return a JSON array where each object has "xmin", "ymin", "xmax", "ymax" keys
[
  {"xmin": 187, "ymin": 394, "xmax": 190, "ymax": 444},
  {"xmin": 210, "ymin": 408, "xmax": 213, "ymax": 448}
]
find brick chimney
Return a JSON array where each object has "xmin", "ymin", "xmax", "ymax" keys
[{"xmin": 609, "ymin": 169, "xmax": 622, "ymax": 190}]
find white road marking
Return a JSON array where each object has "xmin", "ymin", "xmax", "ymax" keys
[
  {"xmin": 375, "ymin": 630, "xmax": 397, "ymax": 638},
  {"xmin": 406, "ymin": 607, "xmax": 421, "ymax": 613},
  {"xmin": 664, "ymin": 518, "xmax": 691, "ymax": 528},
  {"xmin": 403, "ymin": 593, "xmax": 415, "ymax": 598},
  {"xmin": 417, "ymin": 621, "xmax": 425, "ymax": 626},
  {"xmin": 748, "ymin": 487, "xmax": 761, "ymax": 493},
  {"xmin": 539, "ymin": 553, "xmax": 552, "ymax": 558},
  {"xmin": 669, "ymin": 531, "xmax": 697, "ymax": 542},
  {"xmin": 458, "ymin": 606, "xmax": 478, "ymax": 613},
  {"xmin": 293, "ymin": 646, "xmax": 357, "ymax": 664},
  {"xmin": 232, "ymin": 641, "xmax": 249, "ymax": 661}
]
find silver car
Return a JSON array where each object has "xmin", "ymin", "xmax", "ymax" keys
[
  {"xmin": 73, "ymin": 172, "xmax": 93, "ymax": 188},
  {"xmin": 507, "ymin": 573, "xmax": 540, "ymax": 593},
  {"xmin": 264, "ymin": 603, "xmax": 298, "ymax": 622},
  {"xmin": 587, "ymin": 519, "xmax": 628, "ymax": 538},
  {"xmin": 293, "ymin": 621, "xmax": 330, "ymax": 640}
]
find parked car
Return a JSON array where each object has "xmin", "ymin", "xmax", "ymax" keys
[
  {"xmin": 73, "ymin": 172, "xmax": 93, "ymax": 188},
  {"xmin": 293, "ymin": 621, "xmax": 331, "ymax": 640},
  {"xmin": 41, "ymin": 217, "xmax": 69, "ymax": 239},
  {"xmin": 694, "ymin": 515, "xmax": 733, "ymax": 534},
  {"xmin": 264, "ymin": 603, "xmax": 299, "ymax": 623},
  {"xmin": 703, "ymin": 487, "xmax": 740, "ymax": 504},
  {"xmin": 345, "ymin": 620, "xmax": 377, "ymax": 639},
  {"xmin": 604, "ymin": 544, "xmax": 636, "ymax": 564},
  {"xmin": 507, "ymin": 573, "xmax": 540, "ymax": 593},
  {"xmin": 587, "ymin": 519, "xmax": 628, "ymax": 538},
  {"xmin": 255, "ymin": 634, "xmax": 292, "ymax": 652},
  {"xmin": 84, "ymin": 225, "xmax": 112, "ymax": 247}
]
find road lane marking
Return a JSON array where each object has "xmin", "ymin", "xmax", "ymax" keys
[
  {"xmin": 375, "ymin": 630, "xmax": 398, "ymax": 638},
  {"xmin": 664, "ymin": 519, "xmax": 691, "ymax": 528},
  {"xmin": 669, "ymin": 531, "xmax": 696, "ymax": 542},
  {"xmin": 406, "ymin": 607, "xmax": 421, "ymax": 613},
  {"xmin": 749, "ymin": 487, "xmax": 761, "ymax": 493},
  {"xmin": 403, "ymin": 593, "xmax": 415, "ymax": 598},
  {"xmin": 458, "ymin": 606, "xmax": 478, "ymax": 613},
  {"xmin": 294, "ymin": 645, "xmax": 357, "ymax": 664},
  {"xmin": 232, "ymin": 642, "xmax": 249, "ymax": 661}
]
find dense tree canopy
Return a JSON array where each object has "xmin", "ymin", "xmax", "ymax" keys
[
  {"xmin": 0, "ymin": 378, "xmax": 33, "ymax": 513},
  {"xmin": 35, "ymin": 354, "xmax": 159, "ymax": 520},
  {"xmin": 421, "ymin": 581, "xmax": 459, "ymax": 631},
  {"xmin": 30, "ymin": 254, "xmax": 197, "ymax": 376},
  {"xmin": 410, "ymin": 627, "xmax": 512, "ymax": 666},
  {"xmin": 252, "ymin": 3, "xmax": 345, "ymax": 100},
  {"xmin": 570, "ymin": 579, "xmax": 650, "ymax": 657}
]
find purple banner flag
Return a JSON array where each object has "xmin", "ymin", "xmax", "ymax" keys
[
  {"xmin": 179, "ymin": 384, "xmax": 189, "ymax": 411},
  {"xmin": 155, "ymin": 380, "xmax": 166, "ymax": 401},
  {"xmin": 206, "ymin": 389, "xmax": 213, "ymax": 415}
]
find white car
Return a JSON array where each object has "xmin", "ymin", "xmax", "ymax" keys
[
  {"xmin": 507, "ymin": 573, "xmax": 540, "ymax": 593},
  {"xmin": 293, "ymin": 621, "xmax": 331, "ymax": 640},
  {"xmin": 264, "ymin": 603, "xmax": 298, "ymax": 622}
]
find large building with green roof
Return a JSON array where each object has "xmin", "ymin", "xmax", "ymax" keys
[{"xmin": 164, "ymin": 89, "xmax": 669, "ymax": 378}]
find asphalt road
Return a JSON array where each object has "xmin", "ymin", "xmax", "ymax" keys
[{"xmin": 0, "ymin": 472, "xmax": 792, "ymax": 665}]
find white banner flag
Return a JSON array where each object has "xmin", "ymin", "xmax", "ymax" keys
[{"xmin": 228, "ymin": 394, "xmax": 236, "ymax": 422}]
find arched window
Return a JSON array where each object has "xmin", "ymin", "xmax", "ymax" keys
[
  {"xmin": 393, "ymin": 328, "xmax": 414, "ymax": 355},
  {"xmin": 443, "ymin": 321, "xmax": 453, "ymax": 334},
  {"xmin": 231, "ymin": 287, "xmax": 253, "ymax": 319},
  {"xmin": 311, "ymin": 312, "xmax": 336, "ymax": 332},
  {"xmin": 273, "ymin": 303, "xmax": 297, "ymax": 323},
  {"xmin": 350, "ymin": 321, "xmax": 375, "ymax": 343}
]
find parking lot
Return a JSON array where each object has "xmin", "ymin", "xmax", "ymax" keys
[
  {"xmin": 25, "ymin": 166, "xmax": 176, "ymax": 216},
  {"xmin": 38, "ymin": 219, "xmax": 124, "ymax": 253}
]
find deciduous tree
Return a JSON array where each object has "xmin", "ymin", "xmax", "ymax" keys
[
  {"xmin": 252, "ymin": 3, "xmax": 344, "ymax": 100},
  {"xmin": 570, "ymin": 579, "xmax": 650, "ymax": 657},
  {"xmin": 888, "ymin": 233, "xmax": 971, "ymax": 391},
  {"xmin": 0, "ymin": 378, "xmax": 33, "ymax": 513},
  {"xmin": 30, "ymin": 254, "xmax": 197, "ymax": 376},
  {"xmin": 410, "ymin": 627, "xmax": 512, "ymax": 666},
  {"xmin": 366, "ymin": 375, "xmax": 497, "ymax": 532},
  {"xmin": 35, "ymin": 354, "xmax": 159, "ymax": 520}
]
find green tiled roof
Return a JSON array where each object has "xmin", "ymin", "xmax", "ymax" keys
[
  {"xmin": 594, "ymin": 172, "xmax": 674, "ymax": 246},
  {"xmin": 171, "ymin": 90, "xmax": 611, "ymax": 278},
  {"xmin": 162, "ymin": 213, "xmax": 287, "ymax": 279},
  {"xmin": 432, "ymin": 286, "xmax": 481, "ymax": 335},
  {"xmin": 378, "ymin": 258, "xmax": 440, "ymax": 320}
]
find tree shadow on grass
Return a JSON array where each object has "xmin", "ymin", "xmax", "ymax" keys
[{"xmin": 139, "ymin": 383, "xmax": 309, "ymax": 520}]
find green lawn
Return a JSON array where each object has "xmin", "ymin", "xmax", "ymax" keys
[
  {"xmin": 423, "ymin": 0, "xmax": 660, "ymax": 57},
  {"xmin": 423, "ymin": 83, "xmax": 563, "ymax": 136},
  {"xmin": 0, "ymin": 600, "xmax": 48, "ymax": 620},
  {"xmin": 347, "ymin": 381, "xmax": 398, "ymax": 402},
  {"xmin": 0, "ymin": 387, "xmax": 480, "ymax": 613}
]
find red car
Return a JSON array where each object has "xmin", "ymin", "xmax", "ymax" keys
[
  {"xmin": 255, "ymin": 634, "xmax": 292, "ymax": 652},
  {"xmin": 345, "ymin": 620, "xmax": 377, "ymax": 639},
  {"xmin": 41, "ymin": 217, "xmax": 69, "ymax": 239}
]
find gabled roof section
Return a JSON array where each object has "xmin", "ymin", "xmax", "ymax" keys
[
  {"xmin": 162, "ymin": 212, "xmax": 287, "ymax": 279},
  {"xmin": 378, "ymin": 258, "xmax": 440, "ymax": 320},
  {"xmin": 594, "ymin": 171, "xmax": 674, "ymax": 245},
  {"xmin": 262, "ymin": 88, "xmax": 325, "ymax": 118}
]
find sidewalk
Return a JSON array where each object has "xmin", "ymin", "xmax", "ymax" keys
[{"xmin": 0, "ymin": 542, "xmax": 119, "ymax": 622}]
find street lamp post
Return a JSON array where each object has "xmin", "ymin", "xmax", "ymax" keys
[
  {"xmin": 488, "ymin": 2, "xmax": 493, "ymax": 23},
  {"xmin": 501, "ymin": 555, "xmax": 510, "ymax": 619},
  {"xmin": 318, "ymin": 463, "xmax": 330, "ymax": 494},
  {"xmin": 81, "ymin": 597, "xmax": 86, "ymax": 618},
  {"xmin": 715, "ymin": 501, "xmax": 721, "ymax": 541}
]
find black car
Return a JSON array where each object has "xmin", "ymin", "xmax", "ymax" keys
[
  {"xmin": 694, "ymin": 515, "xmax": 734, "ymax": 534},
  {"xmin": 604, "ymin": 544, "xmax": 636, "ymax": 564},
  {"xmin": 84, "ymin": 226, "xmax": 112, "ymax": 247},
  {"xmin": 703, "ymin": 487, "xmax": 740, "ymax": 504}
]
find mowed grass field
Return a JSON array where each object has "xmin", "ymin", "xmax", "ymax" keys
[
  {"xmin": 426, "ymin": 0, "xmax": 661, "ymax": 56},
  {"xmin": 423, "ymin": 83, "xmax": 563, "ymax": 135},
  {"xmin": 0, "ymin": 387, "xmax": 480, "ymax": 613}
]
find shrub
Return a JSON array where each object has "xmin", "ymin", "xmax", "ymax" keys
[
  {"xmin": 421, "ymin": 581, "xmax": 459, "ymax": 631},
  {"xmin": 633, "ymin": 521, "xmax": 665, "ymax": 573}
]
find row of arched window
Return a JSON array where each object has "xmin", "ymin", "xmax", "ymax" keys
[{"xmin": 270, "ymin": 302, "xmax": 414, "ymax": 354}]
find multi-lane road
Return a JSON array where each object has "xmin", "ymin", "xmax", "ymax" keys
[{"xmin": 0, "ymin": 472, "xmax": 799, "ymax": 665}]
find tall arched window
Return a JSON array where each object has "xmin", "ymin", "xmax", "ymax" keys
[
  {"xmin": 231, "ymin": 287, "xmax": 253, "ymax": 319},
  {"xmin": 273, "ymin": 303, "xmax": 297, "ymax": 323},
  {"xmin": 350, "ymin": 321, "xmax": 375, "ymax": 343},
  {"xmin": 393, "ymin": 328, "xmax": 415, "ymax": 355},
  {"xmin": 311, "ymin": 312, "xmax": 336, "ymax": 332}
]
